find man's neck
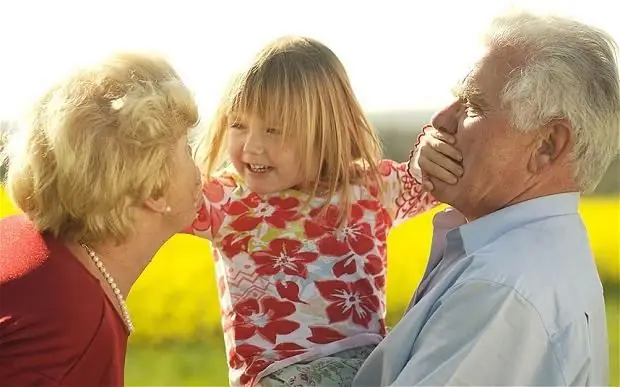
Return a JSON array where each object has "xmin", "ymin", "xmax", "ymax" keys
[{"xmin": 462, "ymin": 180, "xmax": 579, "ymax": 222}]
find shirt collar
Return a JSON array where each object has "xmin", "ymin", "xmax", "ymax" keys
[{"xmin": 434, "ymin": 192, "xmax": 581, "ymax": 255}]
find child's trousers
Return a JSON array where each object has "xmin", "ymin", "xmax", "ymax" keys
[{"xmin": 257, "ymin": 345, "xmax": 376, "ymax": 387}]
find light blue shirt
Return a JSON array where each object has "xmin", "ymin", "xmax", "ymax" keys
[{"xmin": 353, "ymin": 193, "xmax": 609, "ymax": 386}]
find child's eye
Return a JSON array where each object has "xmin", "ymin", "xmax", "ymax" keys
[
  {"xmin": 266, "ymin": 127, "xmax": 282, "ymax": 135},
  {"xmin": 230, "ymin": 121, "xmax": 245, "ymax": 129}
]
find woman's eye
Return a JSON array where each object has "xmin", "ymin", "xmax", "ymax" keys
[{"xmin": 266, "ymin": 127, "xmax": 282, "ymax": 135}]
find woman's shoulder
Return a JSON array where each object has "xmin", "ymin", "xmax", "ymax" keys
[
  {"xmin": 0, "ymin": 214, "xmax": 50, "ymax": 282},
  {"xmin": 0, "ymin": 220, "xmax": 116, "ymax": 360}
]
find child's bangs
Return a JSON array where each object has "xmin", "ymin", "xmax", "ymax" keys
[{"xmin": 227, "ymin": 65, "xmax": 310, "ymax": 144}]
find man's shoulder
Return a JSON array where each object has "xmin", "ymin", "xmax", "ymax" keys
[
  {"xmin": 459, "ymin": 213, "xmax": 602, "ymax": 336},
  {"xmin": 466, "ymin": 210, "xmax": 593, "ymax": 283}
]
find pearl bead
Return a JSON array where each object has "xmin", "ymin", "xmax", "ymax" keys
[{"xmin": 80, "ymin": 243, "xmax": 134, "ymax": 333}]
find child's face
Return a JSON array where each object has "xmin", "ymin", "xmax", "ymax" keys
[{"xmin": 226, "ymin": 112, "xmax": 304, "ymax": 194}]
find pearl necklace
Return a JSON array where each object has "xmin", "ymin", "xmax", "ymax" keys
[{"xmin": 80, "ymin": 243, "xmax": 134, "ymax": 333}]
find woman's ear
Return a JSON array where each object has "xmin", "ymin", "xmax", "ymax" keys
[{"xmin": 144, "ymin": 195, "xmax": 170, "ymax": 215}]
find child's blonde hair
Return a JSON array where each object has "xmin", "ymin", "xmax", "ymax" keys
[
  {"xmin": 197, "ymin": 36, "xmax": 383, "ymax": 219},
  {"xmin": 5, "ymin": 52, "xmax": 199, "ymax": 243}
]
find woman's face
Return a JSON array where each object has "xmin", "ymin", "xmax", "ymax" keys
[{"xmin": 160, "ymin": 133, "xmax": 203, "ymax": 231}]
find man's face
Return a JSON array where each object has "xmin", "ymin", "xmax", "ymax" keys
[{"xmin": 429, "ymin": 48, "xmax": 543, "ymax": 220}]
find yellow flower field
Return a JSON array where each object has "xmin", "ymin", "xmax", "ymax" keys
[
  {"xmin": 0, "ymin": 189, "xmax": 617, "ymax": 343},
  {"xmin": 1, "ymin": 189, "xmax": 618, "ymax": 385}
]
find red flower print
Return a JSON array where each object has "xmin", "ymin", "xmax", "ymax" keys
[
  {"xmin": 307, "ymin": 326, "xmax": 347, "ymax": 344},
  {"xmin": 192, "ymin": 204, "xmax": 211, "ymax": 231},
  {"xmin": 358, "ymin": 199, "xmax": 381, "ymax": 212},
  {"xmin": 229, "ymin": 296, "xmax": 300, "ymax": 344},
  {"xmin": 229, "ymin": 343, "xmax": 264, "ymax": 369},
  {"xmin": 204, "ymin": 179, "xmax": 226, "ymax": 202},
  {"xmin": 378, "ymin": 159, "xmax": 394, "ymax": 176},
  {"xmin": 220, "ymin": 232, "xmax": 252, "ymax": 258},
  {"xmin": 229, "ymin": 344, "xmax": 271, "ymax": 386},
  {"xmin": 363, "ymin": 254, "xmax": 383, "ymax": 276},
  {"xmin": 332, "ymin": 254, "xmax": 357, "ymax": 277},
  {"xmin": 304, "ymin": 205, "xmax": 350, "ymax": 256},
  {"xmin": 276, "ymin": 281, "xmax": 307, "ymax": 304},
  {"xmin": 315, "ymin": 279, "xmax": 381, "ymax": 328},
  {"xmin": 359, "ymin": 199, "xmax": 392, "ymax": 239},
  {"xmin": 304, "ymin": 204, "xmax": 375, "ymax": 256},
  {"xmin": 192, "ymin": 181, "xmax": 228, "ymax": 235},
  {"xmin": 274, "ymin": 342, "xmax": 307, "ymax": 359},
  {"xmin": 374, "ymin": 274, "xmax": 386, "ymax": 290},
  {"xmin": 225, "ymin": 193, "xmax": 301, "ymax": 232},
  {"xmin": 250, "ymin": 239, "xmax": 318, "ymax": 278},
  {"xmin": 192, "ymin": 203, "xmax": 226, "ymax": 237},
  {"xmin": 230, "ymin": 343, "xmax": 270, "ymax": 386},
  {"xmin": 376, "ymin": 206, "xmax": 393, "ymax": 233},
  {"xmin": 368, "ymin": 182, "xmax": 380, "ymax": 198}
]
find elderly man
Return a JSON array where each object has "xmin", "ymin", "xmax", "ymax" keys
[{"xmin": 353, "ymin": 11, "xmax": 618, "ymax": 386}]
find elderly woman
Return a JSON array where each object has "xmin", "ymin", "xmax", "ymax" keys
[{"xmin": 0, "ymin": 52, "xmax": 203, "ymax": 386}]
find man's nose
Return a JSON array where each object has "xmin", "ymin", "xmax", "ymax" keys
[
  {"xmin": 243, "ymin": 130, "xmax": 265, "ymax": 154},
  {"xmin": 430, "ymin": 100, "xmax": 460, "ymax": 135}
]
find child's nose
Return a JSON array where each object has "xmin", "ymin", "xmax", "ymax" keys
[{"xmin": 243, "ymin": 131, "xmax": 265, "ymax": 154}]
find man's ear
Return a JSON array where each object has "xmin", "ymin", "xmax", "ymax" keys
[{"xmin": 529, "ymin": 119, "xmax": 573, "ymax": 174}]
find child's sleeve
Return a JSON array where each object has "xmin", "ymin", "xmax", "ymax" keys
[
  {"xmin": 181, "ymin": 176, "xmax": 235, "ymax": 241},
  {"xmin": 378, "ymin": 159, "xmax": 439, "ymax": 227}
]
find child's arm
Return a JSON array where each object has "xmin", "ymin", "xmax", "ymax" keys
[
  {"xmin": 179, "ymin": 175, "xmax": 235, "ymax": 241},
  {"xmin": 381, "ymin": 125, "xmax": 462, "ymax": 226}
]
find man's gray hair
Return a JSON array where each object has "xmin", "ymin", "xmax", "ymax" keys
[{"xmin": 485, "ymin": 12, "xmax": 620, "ymax": 193}]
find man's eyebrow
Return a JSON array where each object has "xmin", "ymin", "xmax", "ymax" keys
[{"xmin": 451, "ymin": 81, "xmax": 489, "ymax": 108}]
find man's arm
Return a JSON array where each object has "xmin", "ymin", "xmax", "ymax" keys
[{"xmin": 392, "ymin": 280, "xmax": 566, "ymax": 386}]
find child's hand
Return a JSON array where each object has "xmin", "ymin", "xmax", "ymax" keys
[{"xmin": 408, "ymin": 125, "xmax": 463, "ymax": 191}]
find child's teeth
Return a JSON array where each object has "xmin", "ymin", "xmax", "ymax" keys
[{"xmin": 250, "ymin": 164, "xmax": 269, "ymax": 172}]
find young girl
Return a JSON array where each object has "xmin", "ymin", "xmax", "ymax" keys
[{"xmin": 189, "ymin": 36, "xmax": 440, "ymax": 387}]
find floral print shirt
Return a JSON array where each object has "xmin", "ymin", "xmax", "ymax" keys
[{"xmin": 190, "ymin": 159, "xmax": 437, "ymax": 386}]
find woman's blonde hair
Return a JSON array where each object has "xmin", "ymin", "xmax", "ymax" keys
[
  {"xmin": 5, "ymin": 52, "xmax": 199, "ymax": 243},
  {"xmin": 196, "ymin": 36, "xmax": 383, "ymax": 219}
]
